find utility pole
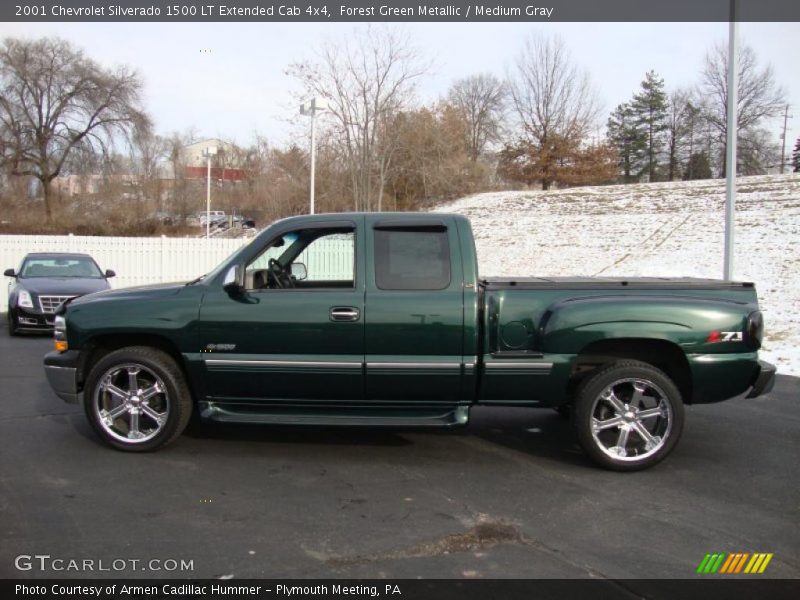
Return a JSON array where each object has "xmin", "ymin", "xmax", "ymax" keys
[
  {"xmin": 309, "ymin": 107, "xmax": 317, "ymax": 215},
  {"xmin": 723, "ymin": 0, "xmax": 738, "ymax": 281},
  {"xmin": 203, "ymin": 145, "xmax": 218, "ymax": 239},
  {"xmin": 300, "ymin": 98, "xmax": 327, "ymax": 215},
  {"xmin": 779, "ymin": 104, "xmax": 793, "ymax": 174}
]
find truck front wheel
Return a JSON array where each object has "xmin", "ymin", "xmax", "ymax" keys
[
  {"xmin": 572, "ymin": 360, "xmax": 684, "ymax": 471},
  {"xmin": 83, "ymin": 346, "xmax": 192, "ymax": 452}
]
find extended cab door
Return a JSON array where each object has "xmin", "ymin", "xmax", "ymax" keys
[
  {"xmin": 198, "ymin": 217, "xmax": 366, "ymax": 403},
  {"xmin": 364, "ymin": 216, "xmax": 465, "ymax": 402}
]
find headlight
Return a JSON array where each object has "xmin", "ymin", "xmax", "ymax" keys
[
  {"xmin": 17, "ymin": 289, "xmax": 33, "ymax": 309},
  {"xmin": 54, "ymin": 315, "xmax": 68, "ymax": 352}
]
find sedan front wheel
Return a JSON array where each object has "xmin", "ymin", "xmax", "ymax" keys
[{"xmin": 7, "ymin": 311, "xmax": 19, "ymax": 336}]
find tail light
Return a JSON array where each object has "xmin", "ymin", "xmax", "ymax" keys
[{"xmin": 746, "ymin": 311, "xmax": 764, "ymax": 349}]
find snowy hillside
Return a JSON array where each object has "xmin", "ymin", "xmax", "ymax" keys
[{"xmin": 436, "ymin": 174, "xmax": 800, "ymax": 377}]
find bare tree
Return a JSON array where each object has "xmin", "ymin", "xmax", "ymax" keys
[
  {"xmin": 132, "ymin": 130, "xmax": 167, "ymax": 183},
  {"xmin": 163, "ymin": 129, "xmax": 197, "ymax": 221},
  {"xmin": 738, "ymin": 127, "xmax": 780, "ymax": 175},
  {"xmin": 681, "ymin": 97, "xmax": 706, "ymax": 179},
  {"xmin": 0, "ymin": 37, "xmax": 150, "ymax": 221},
  {"xmin": 508, "ymin": 33, "xmax": 600, "ymax": 189},
  {"xmin": 701, "ymin": 42, "xmax": 786, "ymax": 176},
  {"xmin": 130, "ymin": 129, "xmax": 168, "ymax": 206},
  {"xmin": 447, "ymin": 73, "xmax": 507, "ymax": 162},
  {"xmin": 664, "ymin": 89, "xmax": 691, "ymax": 181},
  {"xmin": 288, "ymin": 26, "xmax": 428, "ymax": 211}
]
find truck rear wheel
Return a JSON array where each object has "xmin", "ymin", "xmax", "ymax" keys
[
  {"xmin": 572, "ymin": 360, "xmax": 684, "ymax": 471},
  {"xmin": 83, "ymin": 346, "xmax": 192, "ymax": 452}
]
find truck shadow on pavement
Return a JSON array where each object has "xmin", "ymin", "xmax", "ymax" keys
[
  {"xmin": 157, "ymin": 407, "xmax": 587, "ymax": 467},
  {"xmin": 466, "ymin": 407, "xmax": 590, "ymax": 468},
  {"xmin": 183, "ymin": 419, "xmax": 416, "ymax": 448},
  {"xmin": 66, "ymin": 403, "xmax": 590, "ymax": 466}
]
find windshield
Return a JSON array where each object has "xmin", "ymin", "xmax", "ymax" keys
[
  {"xmin": 20, "ymin": 257, "xmax": 103, "ymax": 279},
  {"xmin": 193, "ymin": 236, "xmax": 261, "ymax": 284}
]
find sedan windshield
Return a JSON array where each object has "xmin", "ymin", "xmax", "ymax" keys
[{"xmin": 21, "ymin": 257, "xmax": 103, "ymax": 278}]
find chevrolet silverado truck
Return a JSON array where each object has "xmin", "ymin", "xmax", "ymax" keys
[{"xmin": 43, "ymin": 213, "xmax": 776, "ymax": 470}]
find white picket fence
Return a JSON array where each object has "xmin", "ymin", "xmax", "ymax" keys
[
  {"xmin": 1, "ymin": 234, "xmax": 247, "ymax": 313},
  {"xmin": 1, "ymin": 233, "xmax": 356, "ymax": 313}
]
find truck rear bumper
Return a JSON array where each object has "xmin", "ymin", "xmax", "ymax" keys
[
  {"xmin": 43, "ymin": 350, "xmax": 82, "ymax": 404},
  {"xmin": 745, "ymin": 360, "xmax": 777, "ymax": 399}
]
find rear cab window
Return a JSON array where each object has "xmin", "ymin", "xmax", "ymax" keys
[{"xmin": 373, "ymin": 225, "xmax": 451, "ymax": 291}]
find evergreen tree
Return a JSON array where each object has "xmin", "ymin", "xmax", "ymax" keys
[
  {"xmin": 792, "ymin": 137, "xmax": 800, "ymax": 173},
  {"xmin": 630, "ymin": 71, "xmax": 668, "ymax": 181},
  {"xmin": 664, "ymin": 90, "xmax": 691, "ymax": 181},
  {"xmin": 607, "ymin": 102, "xmax": 646, "ymax": 182},
  {"xmin": 684, "ymin": 152, "xmax": 712, "ymax": 180},
  {"xmin": 682, "ymin": 100, "xmax": 704, "ymax": 180}
]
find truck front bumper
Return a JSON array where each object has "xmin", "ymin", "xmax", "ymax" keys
[
  {"xmin": 43, "ymin": 350, "xmax": 82, "ymax": 404},
  {"xmin": 745, "ymin": 360, "xmax": 777, "ymax": 399}
]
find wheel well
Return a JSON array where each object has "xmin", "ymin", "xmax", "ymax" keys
[
  {"xmin": 568, "ymin": 338, "xmax": 693, "ymax": 404},
  {"xmin": 78, "ymin": 334, "xmax": 189, "ymax": 392}
]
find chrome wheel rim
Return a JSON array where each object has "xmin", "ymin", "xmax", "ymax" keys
[
  {"xmin": 93, "ymin": 363, "xmax": 169, "ymax": 444},
  {"xmin": 590, "ymin": 378, "xmax": 672, "ymax": 462}
]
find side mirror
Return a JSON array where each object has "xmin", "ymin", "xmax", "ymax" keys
[
  {"xmin": 105, "ymin": 269, "xmax": 116, "ymax": 278},
  {"xmin": 290, "ymin": 262, "xmax": 307, "ymax": 281},
  {"xmin": 222, "ymin": 264, "xmax": 244, "ymax": 294},
  {"xmin": 3, "ymin": 268, "xmax": 15, "ymax": 277}
]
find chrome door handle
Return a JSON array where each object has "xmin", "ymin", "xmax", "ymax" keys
[{"xmin": 330, "ymin": 307, "xmax": 360, "ymax": 322}]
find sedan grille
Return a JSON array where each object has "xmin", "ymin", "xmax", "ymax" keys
[{"xmin": 38, "ymin": 295, "xmax": 76, "ymax": 314}]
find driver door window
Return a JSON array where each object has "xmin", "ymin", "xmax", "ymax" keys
[{"xmin": 246, "ymin": 228, "xmax": 355, "ymax": 290}]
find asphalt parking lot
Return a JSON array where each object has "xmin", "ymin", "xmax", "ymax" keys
[{"xmin": 1, "ymin": 321, "xmax": 798, "ymax": 580}]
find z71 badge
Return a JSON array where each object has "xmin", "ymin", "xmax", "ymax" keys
[{"xmin": 707, "ymin": 331, "xmax": 743, "ymax": 343}]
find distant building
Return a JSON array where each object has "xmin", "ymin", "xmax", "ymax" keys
[
  {"xmin": 50, "ymin": 138, "xmax": 251, "ymax": 198},
  {"xmin": 51, "ymin": 173, "xmax": 139, "ymax": 197},
  {"xmin": 51, "ymin": 174, "xmax": 102, "ymax": 196},
  {"xmin": 180, "ymin": 138, "xmax": 249, "ymax": 183}
]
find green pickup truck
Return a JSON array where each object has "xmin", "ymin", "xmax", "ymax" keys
[{"xmin": 44, "ymin": 212, "xmax": 776, "ymax": 470}]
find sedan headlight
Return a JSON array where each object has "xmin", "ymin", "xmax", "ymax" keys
[
  {"xmin": 54, "ymin": 315, "xmax": 68, "ymax": 352},
  {"xmin": 17, "ymin": 289, "xmax": 33, "ymax": 309}
]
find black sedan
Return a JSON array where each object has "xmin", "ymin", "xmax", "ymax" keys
[{"xmin": 4, "ymin": 253, "xmax": 115, "ymax": 335}]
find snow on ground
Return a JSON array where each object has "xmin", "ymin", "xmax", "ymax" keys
[{"xmin": 436, "ymin": 174, "xmax": 800, "ymax": 377}]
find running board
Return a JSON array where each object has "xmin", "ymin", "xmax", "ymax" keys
[{"xmin": 197, "ymin": 402, "xmax": 470, "ymax": 428}]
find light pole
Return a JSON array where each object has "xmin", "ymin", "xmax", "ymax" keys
[
  {"xmin": 300, "ymin": 98, "xmax": 326, "ymax": 214},
  {"xmin": 203, "ymin": 145, "xmax": 217, "ymax": 238},
  {"xmin": 723, "ymin": 0, "xmax": 738, "ymax": 281}
]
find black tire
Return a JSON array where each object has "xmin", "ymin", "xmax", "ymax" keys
[
  {"xmin": 7, "ymin": 310, "xmax": 19, "ymax": 336},
  {"xmin": 572, "ymin": 360, "xmax": 684, "ymax": 471},
  {"xmin": 83, "ymin": 346, "xmax": 193, "ymax": 452}
]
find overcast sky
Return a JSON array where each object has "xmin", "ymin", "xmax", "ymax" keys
[{"xmin": 1, "ymin": 21, "xmax": 797, "ymax": 157}]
